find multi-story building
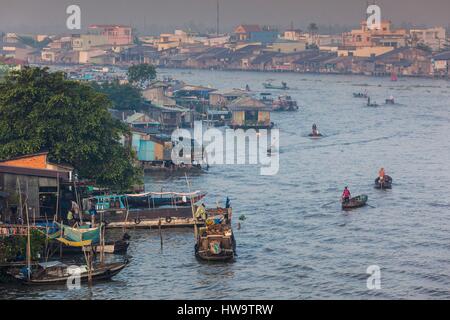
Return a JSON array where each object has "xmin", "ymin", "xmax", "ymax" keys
[
  {"xmin": 410, "ymin": 27, "xmax": 447, "ymax": 51},
  {"xmin": 88, "ymin": 25, "xmax": 133, "ymax": 46},
  {"xmin": 342, "ymin": 20, "xmax": 407, "ymax": 48}
]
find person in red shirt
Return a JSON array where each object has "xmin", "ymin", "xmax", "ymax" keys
[
  {"xmin": 342, "ymin": 187, "xmax": 351, "ymax": 203},
  {"xmin": 379, "ymin": 168, "xmax": 385, "ymax": 182}
]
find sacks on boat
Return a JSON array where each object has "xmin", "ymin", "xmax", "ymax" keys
[{"xmin": 209, "ymin": 241, "xmax": 222, "ymax": 254}]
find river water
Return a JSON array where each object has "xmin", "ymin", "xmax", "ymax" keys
[{"xmin": 1, "ymin": 70, "xmax": 450, "ymax": 299}]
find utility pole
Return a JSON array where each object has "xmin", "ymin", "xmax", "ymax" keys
[{"xmin": 216, "ymin": 0, "xmax": 220, "ymax": 36}]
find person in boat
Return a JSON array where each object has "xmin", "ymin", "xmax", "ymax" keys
[
  {"xmin": 312, "ymin": 124, "xmax": 320, "ymax": 136},
  {"xmin": 88, "ymin": 202, "xmax": 97, "ymax": 225},
  {"xmin": 195, "ymin": 203, "xmax": 207, "ymax": 221},
  {"xmin": 378, "ymin": 167, "xmax": 386, "ymax": 183},
  {"xmin": 342, "ymin": 187, "xmax": 351, "ymax": 204},
  {"xmin": 245, "ymin": 84, "xmax": 250, "ymax": 91}
]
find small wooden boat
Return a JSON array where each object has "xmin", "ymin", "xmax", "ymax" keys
[
  {"xmin": 195, "ymin": 208, "xmax": 236, "ymax": 262},
  {"xmin": 353, "ymin": 92, "xmax": 368, "ymax": 98},
  {"xmin": 385, "ymin": 98, "xmax": 395, "ymax": 104},
  {"xmin": 8, "ymin": 260, "xmax": 128, "ymax": 285},
  {"xmin": 342, "ymin": 195, "xmax": 368, "ymax": 210},
  {"xmin": 308, "ymin": 133, "xmax": 323, "ymax": 138},
  {"xmin": 263, "ymin": 81, "xmax": 289, "ymax": 90},
  {"xmin": 259, "ymin": 92, "xmax": 274, "ymax": 106},
  {"xmin": 366, "ymin": 97, "xmax": 379, "ymax": 107},
  {"xmin": 374, "ymin": 175, "xmax": 393, "ymax": 189}
]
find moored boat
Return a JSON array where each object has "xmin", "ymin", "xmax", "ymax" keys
[
  {"xmin": 8, "ymin": 260, "xmax": 128, "ymax": 285},
  {"xmin": 272, "ymin": 95, "xmax": 299, "ymax": 111},
  {"xmin": 342, "ymin": 195, "xmax": 368, "ymax": 210},
  {"xmin": 374, "ymin": 175, "xmax": 393, "ymax": 189},
  {"xmin": 262, "ymin": 81, "xmax": 289, "ymax": 90}
]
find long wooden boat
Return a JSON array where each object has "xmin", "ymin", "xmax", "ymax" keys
[
  {"xmin": 342, "ymin": 195, "xmax": 368, "ymax": 210},
  {"xmin": 8, "ymin": 260, "xmax": 128, "ymax": 285},
  {"xmin": 195, "ymin": 208, "xmax": 236, "ymax": 262},
  {"xmin": 272, "ymin": 95, "xmax": 299, "ymax": 111},
  {"xmin": 374, "ymin": 175, "xmax": 393, "ymax": 189}
]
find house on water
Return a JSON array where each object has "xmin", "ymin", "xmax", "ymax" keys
[{"xmin": 227, "ymin": 96, "xmax": 274, "ymax": 129}]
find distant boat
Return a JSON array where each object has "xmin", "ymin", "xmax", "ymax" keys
[
  {"xmin": 391, "ymin": 72, "xmax": 398, "ymax": 81},
  {"xmin": 366, "ymin": 97, "xmax": 379, "ymax": 107},
  {"xmin": 8, "ymin": 260, "xmax": 128, "ymax": 285},
  {"xmin": 342, "ymin": 195, "xmax": 368, "ymax": 210},
  {"xmin": 353, "ymin": 92, "xmax": 368, "ymax": 98},
  {"xmin": 262, "ymin": 81, "xmax": 289, "ymax": 90}
]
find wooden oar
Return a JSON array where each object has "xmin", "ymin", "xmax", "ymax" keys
[
  {"xmin": 367, "ymin": 203, "xmax": 376, "ymax": 208},
  {"xmin": 322, "ymin": 200, "xmax": 337, "ymax": 208}
]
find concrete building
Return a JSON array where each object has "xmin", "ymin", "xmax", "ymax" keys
[
  {"xmin": 0, "ymin": 152, "xmax": 73, "ymax": 222},
  {"xmin": 88, "ymin": 25, "xmax": 133, "ymax": 46},
  {"xmin": 410, "ymin": 27, "xmax": 447, "ymax": 51},
  {"xmin": 72, "ymin": 34, "xmax": 109, "ymax": 51},
  {"xmin": 267, "ymin": 39, "xmax": 307, "ymax": 53}
]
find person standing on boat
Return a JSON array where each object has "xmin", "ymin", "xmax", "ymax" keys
[
  {"xmin": 342, "ymin": 187, "xmax": 351, "ymax": 204},
  {"xmin": 195, "ymin": 203, "xmax": 207, "ymax": 221},
  {"xmin": 312, "ymin": 124, "xmax": 319, "ymax": 136}
]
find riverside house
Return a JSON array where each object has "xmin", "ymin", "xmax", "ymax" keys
[{"xmin": 228, "ymin": 97, "xmax": 273, "ymax": 129}]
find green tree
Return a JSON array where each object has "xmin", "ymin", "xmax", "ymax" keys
[
  {"xmin": 91, "ymin": 80, "xmax": 143, "ymax": 110},
  {"xmin": 0, "ymin": 67, "xmax": 142, "ymax": 191},
  {"xmin": 127, "ymin": 63, "xmax": 156, "ymax": 86}
]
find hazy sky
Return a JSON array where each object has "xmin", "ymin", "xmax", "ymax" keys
[{"xmin": 0, "ymin": 0, "xmax": 449, "ymax": 34}]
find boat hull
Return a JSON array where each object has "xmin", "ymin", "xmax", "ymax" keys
[
  {"xmin": 342, "ymin": 195, "xmax": 368, "ymax": 210},
  {"xmin": 374, "ymin": 176, "xmax": 393, "ymax": 189}
]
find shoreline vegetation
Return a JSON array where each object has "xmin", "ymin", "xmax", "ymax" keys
[{"xmin": 0, "ymin": 66, "xmax": 143, "ymax": 192}]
